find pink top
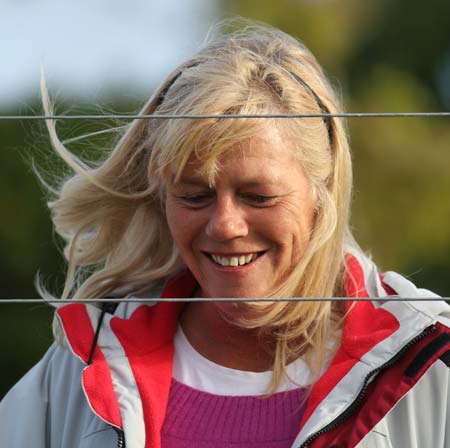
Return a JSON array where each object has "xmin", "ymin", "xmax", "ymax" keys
[{"xmin": 161, "ymin": 379, "xmax": 308, "ymax": 447}]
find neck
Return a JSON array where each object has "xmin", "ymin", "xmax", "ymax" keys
[{"xmin": 180, "ymin": 301, "xmax": 275, "ymax": 372}]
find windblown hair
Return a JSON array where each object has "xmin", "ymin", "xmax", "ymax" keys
[{"xmin": 40, "ymin": 20, "xmax": 361, "ymax": 391}]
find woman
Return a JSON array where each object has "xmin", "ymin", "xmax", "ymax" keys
[{"xmin": 1, "ymin": 22, "xmax": 449, "ymax": 448}]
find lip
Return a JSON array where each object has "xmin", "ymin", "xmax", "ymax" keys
[
  {"xmin": 202, "ymin": 250, "xmax": 267, "ymax": 271},
  {"xmin": 203, "ymin": 251, "xmax": 265, "ymax": 256}
]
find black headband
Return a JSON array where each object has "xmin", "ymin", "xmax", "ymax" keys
[
  {"xmin": 288, "ymin": 72, "xmax": 333, "ymax": 145},
  {"xmin": 156, "ymin": 64, "xmax": 333, "ymax": 146},
  {"xmin": 156, "ymin": 62, "xmax": 201, "ymax": 105}
]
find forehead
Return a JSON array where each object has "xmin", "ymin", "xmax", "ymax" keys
[{"xmin": 175, "ymin": 126, "xmax": 304, "ymax": 186}]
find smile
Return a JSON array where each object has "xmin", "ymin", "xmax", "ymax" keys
[{"xmin": 209, "ymin": 253, "xmax": 260, "ymax": 267}]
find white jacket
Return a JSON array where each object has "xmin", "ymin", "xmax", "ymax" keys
[{"xmin": 1, "ymin": 253, "xmax": 450, "ymax": 448}]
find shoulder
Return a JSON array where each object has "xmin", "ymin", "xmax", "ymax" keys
[
  {"xmin": 0, "ymin": 343, "xmax": 114, "ymax": 447},
  {"xmin": 365, "ymin": 357, "xmax": 450, "ymax": 447},
  {"xmin": 0, "ymin": 344, "xmax": 79, "ymax": 445},
  {"xmin": 1, "ymin": 342, "xmax": 82, "ymax": 403},
  {"xmin": 355, "ymin": 321, "xmax": 450, "ymax": 447}
]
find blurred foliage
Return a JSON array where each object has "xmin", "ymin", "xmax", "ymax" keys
[{"xmin": 1, "ymin": 0, "xmax": 449, "ymax": 397}]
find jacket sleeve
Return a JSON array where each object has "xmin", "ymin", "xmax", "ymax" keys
[{"xmin": 0, "ymin": 343, "xmax": 87, "ymax": 447}]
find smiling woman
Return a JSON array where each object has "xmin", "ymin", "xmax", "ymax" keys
[
  {"xmin": 165, "ymin": 128, "xmax": 316, "ymax": 300},
  {"xmin": 1, "ymin": 19, "xmax": 450, "ymax": 448}
]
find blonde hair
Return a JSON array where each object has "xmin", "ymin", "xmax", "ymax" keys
[{"xmin": 41, "ymin": 20, "xmax": 360, "ymax": 391}]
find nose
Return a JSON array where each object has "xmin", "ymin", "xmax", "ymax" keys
[{"xmin": 205, "ymin": 197, "xmax": 249, "ymax": 242}]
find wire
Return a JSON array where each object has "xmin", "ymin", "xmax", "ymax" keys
[
  {"xmin": 0, "ymin": 297, "xmax": 447, "ymax": 303},
  {"xmin": 1, "ymin": 112, "xmax": 450, "ymax": 121}
]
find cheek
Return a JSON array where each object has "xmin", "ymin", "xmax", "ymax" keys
[
  {"xmin": 165, "ymin": 200, "xmax": 176, "ymax": 234},
  {"xmin": 165, "ymin": 200, "xmax": 187, "ymax": 245},
  {"xmin": 274, "ymin": 205, "xmax": 315, "ymax": 257},
  {"xmin": 165, "ymin": 200, "xmax": 201, "ymax": 251}
]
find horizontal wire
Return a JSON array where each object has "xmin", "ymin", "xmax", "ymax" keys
[
  {"xmin": 0, "ymin": 297, "xmax": 447, "ymax": 304},
  {"xmin": 1, "ymin": 112, "xmax": 450, "ymax": 121}
]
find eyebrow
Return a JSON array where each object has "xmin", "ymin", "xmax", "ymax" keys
[
  {"xmin": 175, "ymin": 177, "xmax": 210, "ymax": 187},
  {"xmin": 175, "ymin": 177, "xmax": 280, "ymax": 188}
]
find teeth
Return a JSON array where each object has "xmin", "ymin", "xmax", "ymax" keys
[{"xmin": 210, "ymin": 253, "xmax": 259, "ymax": 267}]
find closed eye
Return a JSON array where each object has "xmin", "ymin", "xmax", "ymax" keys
[
  {"xmin": 174, "ymin": 192, "xmax": 277, "ymax": 208},
  {"xmin": 240, "ymin": 194, "xmax": 277, "ymax": 205},
  {"xmin": 176, "ymin": 193, "xmax": 214, "ymax": 207}
]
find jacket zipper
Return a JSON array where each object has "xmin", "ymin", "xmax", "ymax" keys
[
  {"xmin": 114, "ymin": 428, "xmax": 125, "ymax": 448},
  {"xmin": 298, "ymin": 324, "xmax": 436, "ymax": 448}
]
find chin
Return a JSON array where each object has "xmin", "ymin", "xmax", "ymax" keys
[{"xmin": 205, "ymin": 286, "xmax": 269, "ymax": 299}]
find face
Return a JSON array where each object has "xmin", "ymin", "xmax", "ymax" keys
[{"xmin": 164, "ymin": 127, "xmax": 316, "ymax": 299}]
